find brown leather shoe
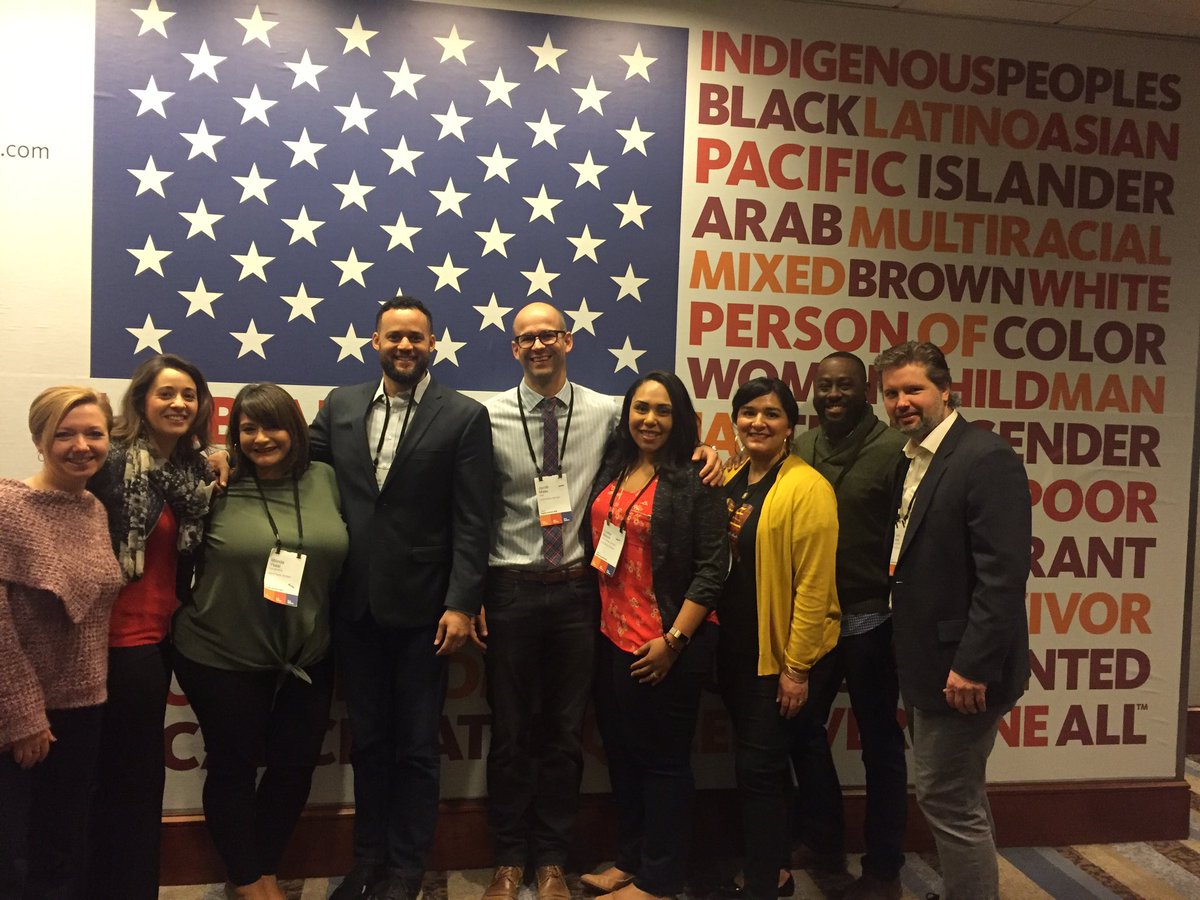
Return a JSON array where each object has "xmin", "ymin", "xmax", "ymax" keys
[
  {"xmin": 580, "ymin": 867, "xmax": 635, "ymax": 895},
  {"xmin": 483, "ymin": 866, "xmax": 525, "ymax": 900},
  {"xmin": 536, "ymin": 865, "xmax": 571, "ymax": 900}
]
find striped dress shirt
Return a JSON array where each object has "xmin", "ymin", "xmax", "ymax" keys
[{"xmin": 486, "ymin": 379, "xmax": 620, "ymax": 569}]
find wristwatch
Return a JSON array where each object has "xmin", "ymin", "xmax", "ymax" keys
[{"xmin": 666, "ymin": 627, "xmax": 691, "ymax": 648}]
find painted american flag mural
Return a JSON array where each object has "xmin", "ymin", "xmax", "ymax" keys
[{"xmin": 92, "ymin": 0, "xmax": 688, "ymax": 391}]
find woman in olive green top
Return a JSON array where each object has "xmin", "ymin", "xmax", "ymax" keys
[{"xmin": 173, "ymin": 383, "xmax": 349, "ymax": 900}]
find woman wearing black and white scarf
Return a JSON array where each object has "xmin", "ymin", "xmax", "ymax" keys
[{"xmin": 85, "ymin": 353, "xmax": 215, "ymax": 900}]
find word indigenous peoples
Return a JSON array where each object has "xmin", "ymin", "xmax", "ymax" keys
[{"xmin": 700, "ymin": 31, "xmax": 1182, "ymax": 110}]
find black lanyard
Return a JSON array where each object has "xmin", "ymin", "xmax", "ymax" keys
[
  {"xmin": 605, "ymin": 467, "xmax": 659, "ymax": 532},
  {"xmin": 372, "ymin": 391, "xmax": 415, "ymax": 474},
  {"xmin": 254, "ymin": 476, "xmax": 303, "ymax": 553},
  {"xmin": 517, "ymin": 383, "xmax": 574, "ymax": 476}
]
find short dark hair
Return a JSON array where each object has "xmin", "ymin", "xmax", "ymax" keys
[
  {"xmin": 608, "ymin": 370, "xmax": 700, "ymax": 475},
  {"xmin": 226, "ymin": 382, "xmax": 311, "ymax": 482},
  {"xmin": 112, "ymin": 354, "xmax": 213, "ymax": 462},
  {"xmin": 820, "ymin": 351, "xmax": 867, "ymax": 383},
  {"xmin": 873, "ymin": 341, "xmax": 960, "ymax": 408},
  {"xmin": 375, "ymin": 296, "xmax": 434, "ymax": 332},
  {"xmin": 730, "ymin": 377, "xmax": 800, "ymax": 427}
]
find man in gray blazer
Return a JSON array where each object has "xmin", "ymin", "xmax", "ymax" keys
[
  {"xmin": 876, "ymin": 341, "xmax": 1030, "ymax": 900},
  {"xmin": 316, "ymin": 297, "xmax": 493, "ymax": 900}
]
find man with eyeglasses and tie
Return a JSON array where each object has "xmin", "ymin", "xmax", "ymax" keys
[
  {"xmin": 479, "ymin": 302, "xmax": 718, "ymax": 900},
  {"xmin": 314, "ymin": 297, "xmax": 494, "ymax": 900}
]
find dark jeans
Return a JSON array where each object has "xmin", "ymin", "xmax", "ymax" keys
[
  {"xmin": 790, "ymin": 619, "xmax": 907, "ymax": 880},
  {"xmin": 1, "ymin": 705, "xmax": 103, "ymax": 900},
  {"xmin": 484, "ymin": 571, "xmax": 598, "ymax": 867},
  {"xmin": 86, "ymin": 642, "xmax": 172, "ymax": 900},
  {"xmin": 336, "ymin": 614, "xmax": 448, "ymax": 876},
  {"xmin": 593, "ymin": 626, "xmax": 716, "ymax": 897},
  {"xmin": 173, "ymin": 652, "xmax": 334, "ymax": 887},
  {"xmin": 719, "ymin": 648, "xmax": 838, "ymax": 900}
]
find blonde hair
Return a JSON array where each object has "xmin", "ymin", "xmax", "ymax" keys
[{"xmin": 28, "ymin": 386, "xmax": 113, "ymax": 452}]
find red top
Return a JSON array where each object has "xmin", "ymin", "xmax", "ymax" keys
[
  {"xmin": 590, "ymin": 478, "xmax": 661, "ymax": 654},
  {"xmin": 108, "ymin": 505, "xmax": 180, "ymax": 647}
]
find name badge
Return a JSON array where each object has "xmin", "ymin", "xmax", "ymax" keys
[
  {"xmin": 591, "ymin": 520, "xmax": 626, "ymax": 576},
  {"xmin": 889, "ymin": 520, "xmax": 906, "ymax": 577},
  {"xmin": 535, "ymin": 474, "xmax": 573, "ymax": 526},
  {"xmin": 264, "ymin": 548, "xmax": 306, "ymax": 607}
]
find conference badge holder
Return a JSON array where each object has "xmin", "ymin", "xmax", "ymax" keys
[
  {"xmin": 535, "ymin": 474, "xmax": 573, "ymax": 526},
  {"xmin": 591, "ymin": 520, "xmax": 626, "ymax": 576},
  {"xmin": 264, "ymin": 548, "xmax": 306, "ymax": 607}
]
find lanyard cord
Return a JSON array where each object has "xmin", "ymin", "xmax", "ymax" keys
[
  {"xmin": 517, "ymin": 382, "xmax": 575, "ymax": 476},
  {"xmin": 897, "ymin": 471, "xmax": 919, "ymax": 526},
  {"xmin": 605, "ymin": 466, "xmax": 659, "ymax": 532},
  {"xmin": 254, "ymin": 475, "xmax": 303, "ymax": 553},
  {"xmin": 372, "ymin": 391, "xmax": 415, "ymax": 473}
]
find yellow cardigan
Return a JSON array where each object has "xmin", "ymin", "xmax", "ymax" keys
[{"xmin": 728, "ymin": 455, "xmax": 841, "ymax": 677}]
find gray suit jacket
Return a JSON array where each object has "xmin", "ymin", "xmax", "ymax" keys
[
  {"xmin": 310, "ymin": 377, "xmax": 493, "ymax": 628},
  {"xmin": 889, "ymin": 415, "xmax": 1031, "ymax": 712}
]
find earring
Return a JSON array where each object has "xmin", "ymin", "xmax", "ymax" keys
[{"xmin": 37, "ymin": 451, "xmax": 44, "ymax": 462}]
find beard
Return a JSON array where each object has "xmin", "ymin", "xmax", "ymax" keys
[
  {"xmin": 380, "ymin": 353, "xmax": 429, "ymax": 390},
  {"xmin": 895, "ymin": 408, "xmax": 939, "ymax": 442},
  {"xmin": 815, "ymin": 401, "xmax": 865, "ymax": 441}
]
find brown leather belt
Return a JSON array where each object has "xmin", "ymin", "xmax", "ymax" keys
[{"xmin": 489, "ymin": 563, "xmax": 591, "ymax": 585}]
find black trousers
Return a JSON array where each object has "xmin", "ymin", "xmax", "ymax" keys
[
  {"xmin": 593, "ymin": 627, "xmax": 716, "ymax": 896},
  {"xmin": 789, "ymin": 619, "xmax": 907, "ymax": 880},
  {"xmin": 173, "ymin": 652, "xmax": 334, "ymax": 887},
  {"xmin": 86, "ymin": 642, "xmax": 171, "ymax": 900},
  {"xmin": 335, "ymin": 614, "xmax": 448, "ymax": 877},
  {"xmin": 719, "ymin": 648, "xmax": 840, "ymax": 900},
  {"xmin": 484, "ymin": 572, "xmax": 598, "ymax": 867},
  {"xmin": 1, "ymin": 705, "xmax": 103, "ymax": 900}
]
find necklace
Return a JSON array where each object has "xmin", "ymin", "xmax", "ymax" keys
[{"xmin": 741, "ymin": 454, "xmax": 785, "ymax": 500}]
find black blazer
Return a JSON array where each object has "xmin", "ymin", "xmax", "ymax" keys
[
  {"xmin": 889, "ymin": 415, "xmax": 1031, "ymax": 713},
  {"xmin": 310, "ymin": 378, "xmax": 494, "ymax": 629},
  {"xmin": 585, "ymin": 457, "xmax": 729, "ymax": 629}
]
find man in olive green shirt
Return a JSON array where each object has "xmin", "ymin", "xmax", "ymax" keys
[{"xmin": 791, "ymin": 352, "xmax": 908, "ymax": 900}]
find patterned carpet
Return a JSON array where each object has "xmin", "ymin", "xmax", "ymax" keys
[{"xmin": 159, "ymin": 757, "xmax": 1200, "ymax": 900}]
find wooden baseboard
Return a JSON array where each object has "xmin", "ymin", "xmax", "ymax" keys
[{"xmin": 160, "ymin": 779, "xmax": 1190, "ymax": 885}]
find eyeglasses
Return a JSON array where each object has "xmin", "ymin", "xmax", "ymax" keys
[{"xmin": 512, "ymin": 330, "xmax": 566, "ymax": 349}]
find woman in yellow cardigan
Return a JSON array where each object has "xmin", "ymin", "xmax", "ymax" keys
[{"xmin": 719, "ymin": 377, "xmax": 840, "ymax": 900}]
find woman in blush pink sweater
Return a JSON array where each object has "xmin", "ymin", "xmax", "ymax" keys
[{"xmin": 0, "ymin": 386, "xmax": 123, "ymax": 899}]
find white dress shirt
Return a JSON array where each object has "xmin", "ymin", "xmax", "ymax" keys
[
  {"xmin": 367, "ymin": 372, "xmax": 430, "ymax": 489},
  {"xmin": 892, "ymin": 410, "xmax": 960, "ymax": 578}
]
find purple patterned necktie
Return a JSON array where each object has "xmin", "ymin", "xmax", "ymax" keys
[{"xmin": 541, "ymin": 397, "xmax": 563, "ymax": 567}]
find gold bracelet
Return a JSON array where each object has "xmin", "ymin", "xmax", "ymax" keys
[{"xmin": 783, "ymin": 667, "xmax": 808, "ymax": 684}]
